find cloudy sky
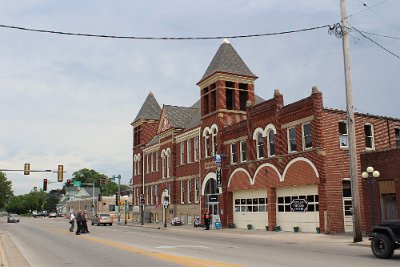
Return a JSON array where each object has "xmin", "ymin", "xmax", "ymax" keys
[{"xmin": 0, "ymin": 1, "xmax": 399, "ymax": 195}]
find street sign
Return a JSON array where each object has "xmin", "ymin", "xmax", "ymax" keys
[
  {"xmin": 214, "ymin": 154, "xmax": 222, "ymax": 164},
  {"xmin": 73, "ymin": 181, "xmax": 81, "ymax": 187},
  {"xmin": 290, "ymin": 199, "xmax": 308, "ymax": 212},
  {"xmin": 216, "ymin": 166, "xmax": 222, "ymax": 187}
]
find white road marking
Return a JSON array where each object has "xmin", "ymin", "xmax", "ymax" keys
[{"xmin": 156, "ymin": 245, "xmax": 210, "ymax": 249}]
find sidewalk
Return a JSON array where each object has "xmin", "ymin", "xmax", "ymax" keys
[
  {"xmin": 120, "ymin": 221, "xmax": 371, "ymax": 247},
  {"xmin": 0, "ymin": 230, "xmax": 29, "ymax": 267}
]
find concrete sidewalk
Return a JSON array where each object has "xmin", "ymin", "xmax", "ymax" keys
[
  {"xmin": 0, "ymin": 230, "xmax": 29, "ymax": 267},
  {"xmin": 119, "ymin": 221, "xmax": 371, "ymax": 247}
]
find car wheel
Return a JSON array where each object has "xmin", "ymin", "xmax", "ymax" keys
[
  {"xmin": 371, "ymin": 234, "xmax": 395, "ymax": 259},
  {"xmin": 91, "ymin": 222, "xmax": 94, "ymax": 225},
  {"xmin": 109, "ymin": 223, "xmax": 112, "ymax": 226}
]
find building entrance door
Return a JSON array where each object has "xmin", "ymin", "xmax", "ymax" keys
[
  {"xmin": 208, "ymin": 203, "xmax": 219, "ymax": 215},
  {"xmin": 382, "ymin": 194, "xmax": 397, "ymax": 220}
]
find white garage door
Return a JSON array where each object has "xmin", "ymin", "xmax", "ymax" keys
[
  {"xmin": 276, "ymin": 185, "xmax": 319, "ymax": 232},
  {"xmin": 233, "ymin": 190, "xmax": 268, "ymax": 230}
]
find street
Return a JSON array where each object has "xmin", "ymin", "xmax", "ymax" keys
[{"xmin": 0, "ymin": 216, "xmax": 399, "ymax": 267}]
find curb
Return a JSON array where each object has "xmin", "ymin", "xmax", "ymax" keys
[{"xmin": 0, "ymin": 231, "xmax": 10, "ymax": 267}]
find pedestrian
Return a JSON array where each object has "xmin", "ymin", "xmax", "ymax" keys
[
  {"xmin": 203, "ymin": 209, "xmax": 210, "ymax": 230},
  {"xmin": 82, "ymin": 211, "xmax": 89, "ymax": 233},
  {"xmin": 69, "ymin": 212, "xmax": 75, "ymax": 232},
  {"xmin": 76, "ymin": 210, "xmax": 82, "ymax": 235}
]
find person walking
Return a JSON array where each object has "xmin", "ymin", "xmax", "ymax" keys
[
  {"xmin": 69, "ymin": 212, "xmax": 75, "ymax": 232},
  {"xmin": 75, "ymin": 211, "xmax": 82, "ymax": 235},
  {"xmin": 82, "ymin": 211, "xmax": 89, "ymax": 233},
  {"xmin": 203, "ymin": 209, "xmax": 210, "ymax": 230}
]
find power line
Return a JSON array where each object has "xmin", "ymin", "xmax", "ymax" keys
[
  {"xmin": 346, "ymin": 0, "xmax": 390, "ymax": 19},
  {"xmin": 351, "ymin": 26, "xmax": 400, "ymax": 61},
  {"xmin": 358, "ymin": 30, "xmax": 400, "ymax": 40},
  {"xmin": 0, "ymin": 24, "xmax": 331, "ymax": 40}
]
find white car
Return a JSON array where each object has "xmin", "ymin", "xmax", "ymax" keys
[{"xmin": 48, "ymin": 212, "xmax": 57, "ymax": 218}]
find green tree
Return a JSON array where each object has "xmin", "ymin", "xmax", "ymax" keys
[
  {"xmin": 69, "ymin": 168, "xmax": 107, "ymax": 187},
  {"xmin": 25, "ymin": 189, "xmax": 47, "ymax": 212},
  {"xmin": 0, "ymin": 172, "xmax": 13, "ymax": 210},
  {"xmin": 44, "ymin": 190, "xmax": 62, "ymax": 211},
  {"xmin": 7, "ymin": 195, "xmax": 28, "ymax": 214}
]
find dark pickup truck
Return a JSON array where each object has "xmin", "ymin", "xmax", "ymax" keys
[{"xmin": 369, "ymin": 220, "xmax": 400, "ymax": 259}]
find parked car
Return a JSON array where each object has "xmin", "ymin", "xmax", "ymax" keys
[
  {"xmin": 369, "ymin": 220, "xmax": 400, "ymax": 259},
  {"xmin": 91, "ymin": 213, "xmax": 113, "ymax": 226},
  {"xmin": 171, "ymin": 217, "xmax": 182, "ymax": 226},
  {"xmin": 33, "ymin": 211, "xmax": 45, "ymax": 218},
  {"xmin": 7, "ymin": 214, "xmax": 20, "ymax": 223},
  {"xmin": 48, "ymin": 212, "xmax": 57, "ymax": 218}
]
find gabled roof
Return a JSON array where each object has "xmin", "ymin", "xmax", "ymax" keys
[
  {"xmin": 133, "ymin": 92, "xmax": 162, "ymax": 122},
  {"xmin": 199, "ymin": 39, "xmax": 257, "ymax": 84}
]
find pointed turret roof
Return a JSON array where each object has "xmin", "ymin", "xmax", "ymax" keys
[
  {"xmin": 198, "ymin": 39, "xmax": 257, "ymax": 84},
  {"xmin": 134, "ymin": 92, "xmax": 162, "ymax": 122}
]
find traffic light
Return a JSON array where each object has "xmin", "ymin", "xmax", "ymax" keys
[
  {"xmin": 102, "ymin": 177, "xmax": 107, "ymax": 185},
  {"xmin": 43, "ymin": 179, "xmax": 48, "ymax": 191},
  {"xmin": 115, "ymin": 192, "xmax": 120, "ymax": 206},
  {"xmin": 24, "ymin": 163, "xmax": 30, "ymax": 175},
  {"xmin": 67, "ymin": 179, "xmax": 71, "ymax": 186},
  {"xmin": 98, "ymin": 194, "xmax": 102, "ymax": 201},
  {"xmin": 57, "ymin": 165, "xmax": 63, "ymax": 182}
]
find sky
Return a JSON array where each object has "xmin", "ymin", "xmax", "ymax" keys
[{"xmin": 0, "ymin": 0, "xmax": 399, "ymax": 195}]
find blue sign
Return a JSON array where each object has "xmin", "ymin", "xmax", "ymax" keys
[
  {"xmin": 214, "ymin": 221, "xmax": 222, "ymax": 229},
  {"xmin": 214, "ymin": 154, "xmax": 222, "ymax": 164}
]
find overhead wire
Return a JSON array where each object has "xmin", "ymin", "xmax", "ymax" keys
[
  {"xmin": 346, "ymin": 0, "xmax": 390, "ymax": 19},
  {"xmin": 0, "ymin": 23, "xmax": 331, "ymax": 40},
  {"xmin": 351, "ymin": 26, "xmax": 400, "ymax": 61}
]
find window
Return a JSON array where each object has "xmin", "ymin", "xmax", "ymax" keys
[
  {"xmin": 231, "ymin": 143, "xmax": 237, "ymax": 164},
  {"xmin": 339, "ymin": 121, "xmax": 348, "ymax": 147},
  {"xmin": 109, "ymin": 205, "xmax": 115, "ymax": 212},
  {"xmin": 187, "ymin": 139, "xmax": 192, "ymax": 163},
  {"xmin": 195, "ymin": 177, "xmax": 199, "ymax": 203},
  {"xmin": 151, "ymin": 153, "xmax": 154, "ymax": 172},
  {"xmin": 166, "ymin": 153, "xmax": 170, "ymax": 178},
  {"xmin": 212, "ymin": 128, "xmax": 218, "ymax": 156},
  {"xmin": 180, "ymin": 180, "xmax": 185, "ymax": 204},
  {"xmin": 342, "ymin": 180, "xmax": 351, "ymax": 198},
  {"xmin": 302, "ymin": 123, "xmax": 312, "ymax": 150},
  {"xmin": 226, "ymin": 82, "xmax": 235, "ymax": 110},
  {"xmin": 288, "ymin": 127, "xmax": 297, "ymax": 152},
  {"xmin": 146, "ymin": 154, "xmax": 149, "ymax": 173},
  {"xmin": 150, "ymin": 185, "xmax": 154, "ymax": 205},
  {"xmin": 268, "ymin": 130, "xmax": 275, "ymax": 157},
  {"xmin": 257, "ymin": 133, "xmax": 264, "ymax": 159},
  {"xmin": 180, "ymin": 142, "xmax": 185, "ymax": 164},
  {"xmin": 194, "ymin": 137, "xmax": 199, "ymax": 161},
  {"xmin": 364, "ymin": 124, "xmax": 374, "ymax": 149},
  {"xmin": 234, "ymin": 198, "xmax": 268, "ymax": 213},
  {"xmin": 187, "ymin": 179, "xmax": 192, "ymax": 203},
  {"xmin": 146, "ymin": 186, "xmax": 149, "ymax": 205},
  {"xmin": 205, "ymin": 134, "xmax": 211, "ymax": 158},
  {"xmin": 240, "ymin": 141, "xmax": 247, "ymax": 162},
  {"xmin": 162, "ymin": 154, "xmax": 165, "ymax": 178},
  {"xmin": 156, "ymin": 151, "xmax": 159, "ymax": 171},
  {"xmin": 396, "ymin": 128, "xmax": 400, "ymax": 148}
]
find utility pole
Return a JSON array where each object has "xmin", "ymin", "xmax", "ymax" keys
[{"xmin": 340, "ymin": 0, "xmax": 362, "ymax": 242}]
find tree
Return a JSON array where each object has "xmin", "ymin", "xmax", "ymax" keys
[
  {"xmin": 70, "ymin": 168, "xmax": 107, "ymax": 187},
  {"xmin": 0, "ymin": 172, "xmax": 13, "ymax": 210},
  {"xmin": 44, "ymin": 190, "xmax": 62, "ymax": 211}
]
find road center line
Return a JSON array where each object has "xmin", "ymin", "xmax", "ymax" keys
[{"xmin": 51, "ymin": 228, "xmax": 242, "ymax": 267}]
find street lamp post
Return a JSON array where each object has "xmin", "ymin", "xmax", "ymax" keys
[{"xmin": 362, "ymin": 166, "xmax": 380, "ymax": 229}]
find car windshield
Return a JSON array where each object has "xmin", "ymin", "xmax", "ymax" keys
[
  {"xmin": 99, "ymin": 214, "xmax": 110, "ymax": 217},
  {"xmin": 10, "ymin": 214, "xmax": 18, "ymax": 217}
]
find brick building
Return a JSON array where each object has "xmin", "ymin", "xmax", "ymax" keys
[{"xmin": 131, "ymin": 39, "xmax": 400, "ymax": 233}]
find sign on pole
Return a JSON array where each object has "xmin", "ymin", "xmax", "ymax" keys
[
  {"xmin": 73, "ymin": 181, "xmax": 81, "ymax": 187},
  {"xmin": 290, "ymin": 199, "xmax": 308, "ymax": 212},
  {"xmin": 216, "ymin": 166, "xmax": 222, "ymax": 187}
]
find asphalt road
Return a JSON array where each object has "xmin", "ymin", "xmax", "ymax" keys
[{"xmin": 0, "ymin": 216, "xmax": 399, "ymax": 267}]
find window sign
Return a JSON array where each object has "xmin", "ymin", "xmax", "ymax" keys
[{"xmin": 290, "ymin": 199, "xmax": 308, "ymax": 212}]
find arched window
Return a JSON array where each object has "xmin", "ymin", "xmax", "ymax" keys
[
  {"xmin": 212, "ymin": 127, "xmax": 218, "ymax": 155},
  {"xmin": 257, "ymin": 133, "xmax": 264, "ymax": 159},
  {"xmin": 268, "ymin": 130, "xmax": 275, "ymax": 157}
]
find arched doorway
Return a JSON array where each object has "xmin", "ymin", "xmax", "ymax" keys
[{"xmin": 205, "ymin": 178, "xmax": 219, "ymax": 215}]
